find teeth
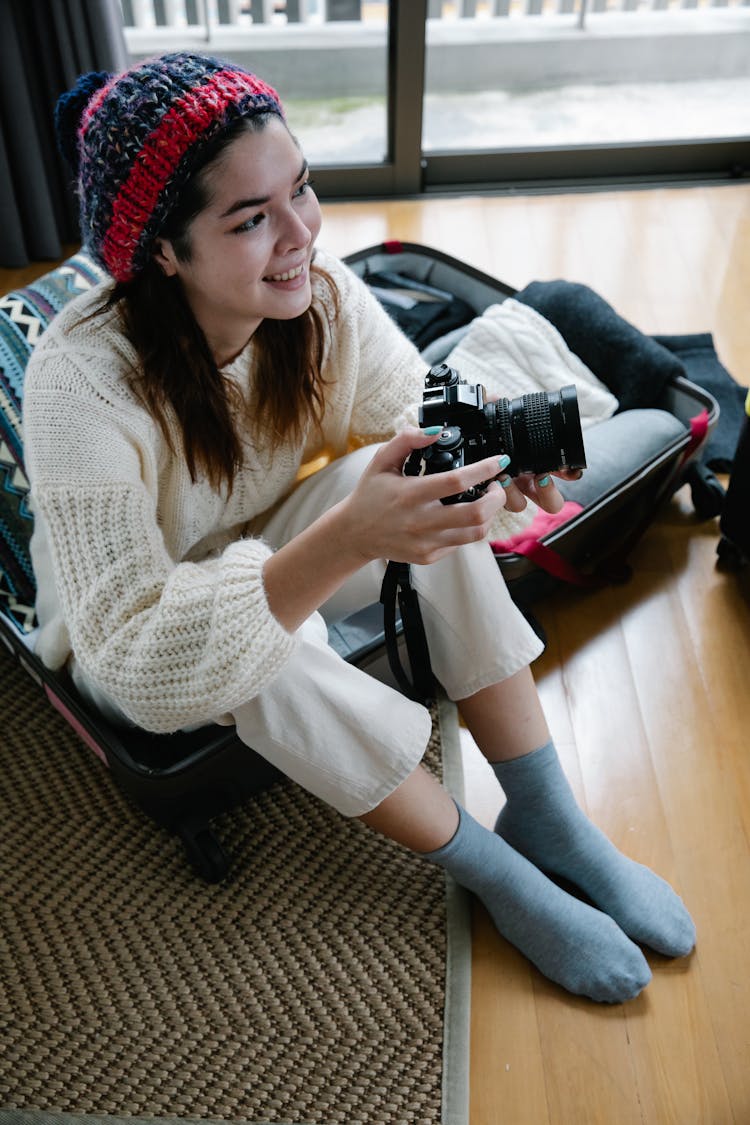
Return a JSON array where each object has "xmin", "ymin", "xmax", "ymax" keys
[{"xmin": 266, "ymin": 265, "xmax": 304, "ymax": 282}]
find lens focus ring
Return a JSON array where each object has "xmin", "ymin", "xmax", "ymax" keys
[{"xmin": 519, "ymin": 392, "xmax": 555, "ymax": 459}]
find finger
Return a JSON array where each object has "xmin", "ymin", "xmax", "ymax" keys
[
  {"xmin": 371, "ymin": 426, "xmax": 443, "ymax": 475},
  {"xmin": 413, "ymin": 507, "xmax": 508, "ymax": 561},
  {"xmin": 529, "ymin": 473, "xmax": 565, "ymax": 514},
  {"xmin": 496, "ymin": 473, "xmax": 529, "ymax": 513},
  {"xmin": 418, "ymin": 453, "xmax": 510, "ymax": 504},
  {"xmin": 439, "ymin": 480, "xmax": 508, "ymax": 527},
  {"xmin": 398, "ymin": 480, "xmax": 507, "ymax": 553}
]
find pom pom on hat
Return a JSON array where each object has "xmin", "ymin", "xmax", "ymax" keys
[
  {"xmin": 61, "ymin": 52, "xmax": 284, "ymax": 282},
  {"xmin": 54, "ymin": 71, "xmax": 111, "ymax": 176}
]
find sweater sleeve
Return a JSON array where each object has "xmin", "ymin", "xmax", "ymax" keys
[
  {"xmin": 23, "ymin": 346, "xmax": 298, "ymax": 733},
  {"xmin": 323, "ymin": 255, "xmax": 427, "ymax": 443}
]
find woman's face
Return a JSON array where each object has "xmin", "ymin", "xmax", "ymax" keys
[{"xmin": 154, "ymin": 117, "xmax": 323, "ymax": 364}]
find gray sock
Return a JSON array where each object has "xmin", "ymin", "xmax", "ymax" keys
[
  {"xmin": 492, "ymin": 741, "xmax": 696, "ymax": 958},
  {"xmin": 425, "ymin": 802, "xmax": 651, "ymax": 1003}
]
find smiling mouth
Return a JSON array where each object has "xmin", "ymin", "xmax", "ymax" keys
[{"xmin": 264, "ymin": 264, "xmax": 305, "ymax": 282}]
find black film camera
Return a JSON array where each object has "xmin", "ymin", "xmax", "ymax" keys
[{"xmin": 404, "ymin": 363, "xmax": 587, "ymax": 503}]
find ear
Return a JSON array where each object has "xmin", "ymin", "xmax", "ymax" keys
[{"xmin": 153, "ymin": 237, "xmax": 179, "ymax": 277}]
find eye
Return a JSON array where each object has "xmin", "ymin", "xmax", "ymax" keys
[
  {"xmin": 233, "ymin": 212, "xmax": 265, "ymax": 234},
  {"xmin": 293, "ymin": 177, "xmax": 315, "ymax": 199}
]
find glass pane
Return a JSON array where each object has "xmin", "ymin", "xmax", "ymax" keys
[
  {"xmin": 422, "ymin": 0, "xmax": 750, "ymax": 152},
  {"xmin": 120, "ymin": 1, "xmax": 390, "ymax": 166}
]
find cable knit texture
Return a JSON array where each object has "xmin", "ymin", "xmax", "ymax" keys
[
  {"xmin": 443, "ymin": 298, "xmax": 619, "ymax": 541},
  {"xmin": 23, "ymin": 250, "xmax": 425, "ymax": 732}
]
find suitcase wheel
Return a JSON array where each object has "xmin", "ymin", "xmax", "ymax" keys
[
  {"xmin": 177, "ymin": 821, "xmax": 230, "ymax": 884},
  {"xmin": 717, "ymin": 536, "xmax": 749, "ymax": 571}
]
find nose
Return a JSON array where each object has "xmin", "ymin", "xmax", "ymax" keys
[{"xmin": 278, "ymin": 204, "xmax": 312, "ymax": 254}]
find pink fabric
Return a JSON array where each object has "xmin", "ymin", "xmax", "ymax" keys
[{"xmin": 491, "ymin": 499, "xmax": 583, "ymax": 554}]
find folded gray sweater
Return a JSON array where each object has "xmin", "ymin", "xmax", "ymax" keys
[{"xmin": 515, "ymin": 280, "xmax": 685, "ymax": 412}]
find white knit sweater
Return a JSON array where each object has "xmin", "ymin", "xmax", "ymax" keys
[{"xmin": 23, "ymin": 250, "xmax": 425, "ymax": 733}]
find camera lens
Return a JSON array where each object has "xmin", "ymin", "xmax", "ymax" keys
[{"xmin": 493, "ymin": 385, "xmax": 586, "ymax": 476}]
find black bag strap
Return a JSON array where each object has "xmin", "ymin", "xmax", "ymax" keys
[{"xmin": 380, "ymin": 561, "xmax": 436, "ymax": 706}]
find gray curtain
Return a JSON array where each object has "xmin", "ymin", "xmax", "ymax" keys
[{"xmin": 0, "ymin": 0, "xmax": 128, "ymax": 267}]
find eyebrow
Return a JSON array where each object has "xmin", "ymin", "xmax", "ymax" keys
[{"xmin": 218, "ymin": 158, "xmax": 309, "ymax": 219}]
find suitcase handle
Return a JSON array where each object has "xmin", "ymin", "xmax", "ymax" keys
[{"xmin": 510, "ymin": 409, "xmax": 712, "ymax": 586}]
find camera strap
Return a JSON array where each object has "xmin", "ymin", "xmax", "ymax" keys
[{"xmin": 379, "ymin": 561, "xmax": 436, "ymax": 706}]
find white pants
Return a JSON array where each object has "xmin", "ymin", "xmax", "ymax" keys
[
  {"xmin": 230, "ymin": 445, "xmax": 543, "ymax": 816},
  {"xmin": 73, "ymin": 446, "xmax": 543, "ymax": 817}
]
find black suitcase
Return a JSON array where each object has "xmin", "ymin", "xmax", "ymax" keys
[
  {"xmin": 717, "ymin": 391, "xmax": 750, "ymax": 568},
  {"xmin": 0, "ymin": 245, "xmax": 720, "ymax": 881},
  {"xmin": 344, "ymin": 241, "xmax": 719, "ymax": 606}
]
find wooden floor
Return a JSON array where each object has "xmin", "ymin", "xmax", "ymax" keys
[
  {"xmin": 5, "ymin": 181, "xmax": 749, "ymax": 1123},
  {"xmin": 322, "ymin": 184, "xmax": 750, "ymax": 1125}
]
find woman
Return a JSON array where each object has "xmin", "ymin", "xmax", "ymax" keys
[{"xmin": 24, "ymin": 52, "xmax": 694, "ymax": 1002}]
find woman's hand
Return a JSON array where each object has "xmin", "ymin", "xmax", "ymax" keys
[
  {"xmin": 263, "ymin": 427, "xmax": 510, "ymax": 632},
  {"xmin": 340, "ymin": 427, "xmax": 510, "ymax": 567},
  {"xmin": 496, "ymin": 466, "xmax": 583, "ymax": 515}
]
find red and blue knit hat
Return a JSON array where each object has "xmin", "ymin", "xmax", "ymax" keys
[{"xmin": 55, "ymin": 52, "xmax": 285, "ymax": 283}]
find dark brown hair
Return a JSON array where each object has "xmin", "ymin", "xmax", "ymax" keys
[{"xmin": 103, "ymin": 114, "xmax": 338, "ymax": 493}]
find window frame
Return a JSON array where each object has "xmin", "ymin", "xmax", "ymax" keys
[{"xmin": 310, "ymin": 0, "xmax": 750, "ymax": 199}]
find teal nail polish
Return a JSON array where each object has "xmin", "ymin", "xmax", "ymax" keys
[
  {"xmin": 500, "ymin": 476, "xmax": 513, "ymax": 489},
  {"xmin": 538, "ymin": 475, "xmax": 551, "ymax": 487},
  {"xmin": 498, "ymin": 454, "xmax": 511, "ymax": 471},
  {"xmin": 424, "ymin": 426, "xmax": 443, "ymax": 435}
]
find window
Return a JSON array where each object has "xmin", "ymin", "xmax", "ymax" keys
[{"xmin": 120, "ymin": 0, "xmax": 750, "ymax": 195}]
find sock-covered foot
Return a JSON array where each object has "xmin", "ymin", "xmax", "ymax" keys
[
  {"xmin": 425, "ymin": 803, "xmax": 650, "ymax": 1003},
  {"xmin": 492, "ymin": 742, "xmax": 696, "ymax": 958}
]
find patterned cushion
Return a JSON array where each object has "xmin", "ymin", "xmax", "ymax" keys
[{"xmin": 0, "ymin": 252, "xmax": 106, "ymax": 633}]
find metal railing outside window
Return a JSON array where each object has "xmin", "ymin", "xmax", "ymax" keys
[{"xmin": 121, "ymin": 0, "xmax": 748, "ymax": 32}]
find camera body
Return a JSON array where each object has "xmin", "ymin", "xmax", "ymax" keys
[{"xmin": 404, "ymin": 363, "xmax": 587, "ymax": 503}]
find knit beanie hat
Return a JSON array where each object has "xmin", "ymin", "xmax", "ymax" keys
[{"xmin": 55, "ymin": 52, "xmax": 285, "ymax": 283}]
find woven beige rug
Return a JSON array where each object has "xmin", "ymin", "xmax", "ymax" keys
[{"xmin": 0, "ymin": 644, "xmax": 470, "ymax": 1125}]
